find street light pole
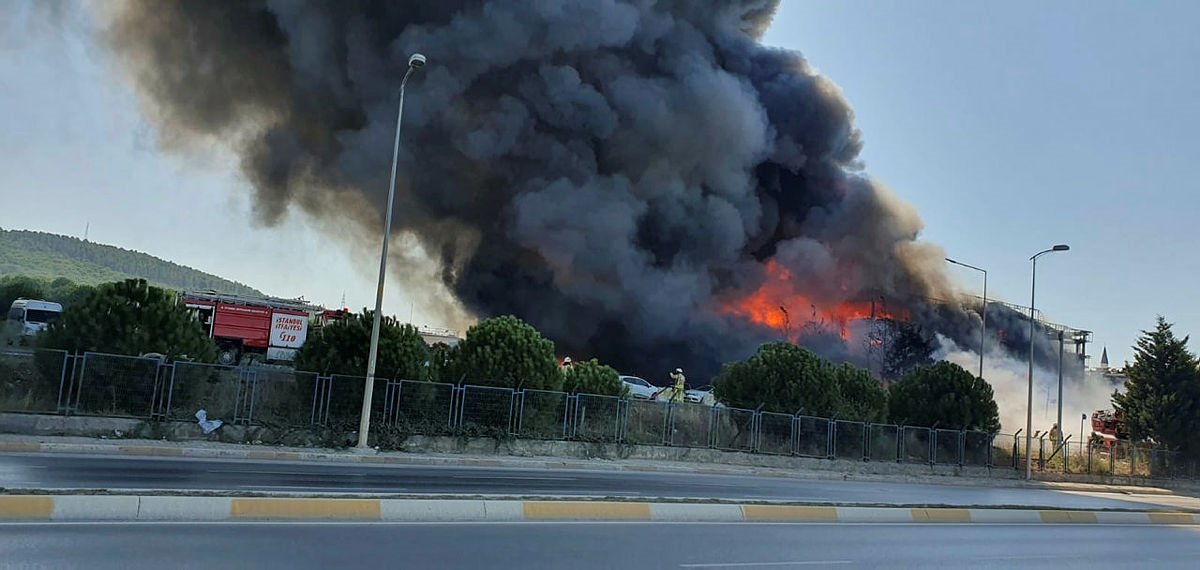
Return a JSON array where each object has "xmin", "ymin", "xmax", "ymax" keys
[
  {"xmin": 1056, "ymin": 329, "xmax": 1065, "ymax": 452},
  {"xmin": 1025, "ymin": 244, "xmax": 1069, "ymax": 479},
  {"xmin": 945, "ymin": 258, "xmax": 987, "ymax": 379},
  {"xmin": 356, "ymin": 53, "xmax": 426, "ymax": 450}
]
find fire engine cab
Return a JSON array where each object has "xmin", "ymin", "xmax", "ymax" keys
[{"xmin": 181, "ymin": 291, "xmax": 344, "ymax": 366}]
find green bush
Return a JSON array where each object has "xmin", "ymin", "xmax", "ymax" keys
[
  {"xmin": 38, "ymin": 278, "xmax": 216, "ymax": 361},
  {"xmin": 832, "ymin": 363, "xmax": 888, "ymax": 422},
  {"xmin": 452, "ymin": 316, "xmax": 560, "ymax": 390},
  {"xmin": 888, "ymin": 361, "xmax": 1001, "ymax": 432},
  {"xmin": 295, "ymin": 310, "xmax": 431, "ymax": 381},
  {"xmin": 712, "ymin": 342, "xmax": 884, "ymax": 421},
  {"xmin": 562, "ymin": 359, "xmax": 627, "ymax": 397}
]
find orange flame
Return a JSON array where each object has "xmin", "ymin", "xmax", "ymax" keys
[{"xmin": 722, "ymin": 261, "xmax": 907, "ymax": 340}]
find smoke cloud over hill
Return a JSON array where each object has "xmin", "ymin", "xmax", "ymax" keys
[{"xmin": 100, "ymin": 0, "xmax": 1016, "ymax": 379}]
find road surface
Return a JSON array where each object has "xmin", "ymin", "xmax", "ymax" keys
[
  {"xmin": 3, "ymin": 521, "xmax": 1199, "ymax": 569},
  {"xmin": 2, "ymin": 452, "xmax": 1195, "ymax": 511}
]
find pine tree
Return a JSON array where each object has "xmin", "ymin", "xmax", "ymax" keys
[
  {"xmin": 888, "ymin": 361, "xmax": 1001, "ymax": 432},
  {"xmin": 1112, "ymin": 316, "xmax": 1200, "ymax": 457}
]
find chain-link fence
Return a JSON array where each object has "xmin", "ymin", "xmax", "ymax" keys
[
  {"xmin": 934, "ymin": 429, "xmax": 961, "ymax": 465},
  {"xmin": 623, "ymin": 399, "xmax": 668, "ymax": 445},
  {"xmin": 902, "ymin": 426, "xmax": 932, "ymax": 464},
  {"xmin": 669, "ymin": 402, "xmax": 712, "ymax": 448},
  {"xmin": 572, "ymin": 393, "xmax": 621, "ymax": 442},
  {"xmin": 8, "ymin": 348, "xmax": 1200, "ymax": 482},
  {"xmin": 514, "ymin": 389, "xmax": 569, "ymax": 440},
  {"xmin": 867, "ymin": 423, "xmax": 900, "ymax": 462},
  {"xmin": 756, "ymin": 411, "xmax": 794, "ymax": 455},
  {"xmin": 456, "ymin": 384, "xmax": 515, "ymax": 436},
  {"xmin": 795, "ymin": 416, "xmax": 831, "ymax": 458},
  {"xmin": 834, "ymin": 420, "xmax": 866, "ymax": 461},
  {"xmin": 72, "ymin": 352, "xmax": 161, "ymax": 418},
  {"xmin": 963, "ymin": 431, "xmax": 991, "ymax": 467},
  {"xmin": 384, "ymin": 379, "xmax": 456, "ymax": 435},
  {"xmin": 0, "ymin": 348, "xmax": 67, "ymax": 414},
  {"xmin": 712, "ymin": 406, "xmax": 756, "ymax": 452}
]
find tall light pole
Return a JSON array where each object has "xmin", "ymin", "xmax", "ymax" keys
[
  {"xmin": 945, "ymin": 257, "xmax": 987, "ymax": 379},
  {"xmin": 1056, "ymin": 329, "xmax": 1065, "ymax": 453},
  {"xmin": 1025, "ymin": 244, "xmax": 1069, "ymax": 478},
  {"xmin": 356, "ymin": 53, "xmax": 426, "ymax": 450}
]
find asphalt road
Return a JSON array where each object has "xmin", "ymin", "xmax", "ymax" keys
[
  {"xmin": 2, "ymin": 452, "xmax": 1194, "ymax": 511},
  {"xmin": 3, "ymin": 521, "xmax": 1199, "ymax": 569}
]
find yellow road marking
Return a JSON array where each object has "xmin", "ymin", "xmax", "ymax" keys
[
  {"xmin": 1039, "ymin": 510, "xmax": 1098, "ymax": 523},
  {"xmin": 230, "ymin": 498, "xmax": 381, "ymax": 519},
  {"xmin": 0, "ymin": 496, "xmax": 54, "ymax": 519},
  {"xmin": 741, "ymin": 505, "xmax": 839, "ymax": 521},
  {"xmin": 911, "ymin": 508, "xmax": 971, "ymax": 522}
]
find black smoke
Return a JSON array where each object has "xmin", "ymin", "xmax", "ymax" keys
[{"xmin": 103, "ymin": 0, "xmax": 970, "ymax": 380}]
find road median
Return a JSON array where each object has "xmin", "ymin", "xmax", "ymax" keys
[{"xmin": 2, "ymin": 494, "xmax": 1198, "ymax": 524}]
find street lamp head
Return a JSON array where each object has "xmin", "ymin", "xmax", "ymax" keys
[
  {"xmin": 408, "ymin": 53, "xmax": 426, "ymax": 69},
  {"xmin": 1052, "ymin": 244, "xmax": 1070, "ymax": 252}
]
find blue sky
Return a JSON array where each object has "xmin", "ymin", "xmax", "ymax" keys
[{"xmin": 2, "ymin": 2, "xmax": 1197, "ymax": 365}]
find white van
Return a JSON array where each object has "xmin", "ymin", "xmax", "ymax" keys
[{"xmin": 6, "ymin": 299, "xmax": 63, "ymax": 337}]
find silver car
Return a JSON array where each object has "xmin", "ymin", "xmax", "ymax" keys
[
  {"xmin": 620, "ymin": 375, "xmax": 659, "ymax": 399},
  {"xmin": 685, "ymin": 385, "xmax": 716, "ymax": 405}
]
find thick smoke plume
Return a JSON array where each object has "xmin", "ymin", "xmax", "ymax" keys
[{"xmin": 103, "ymin": 0, "xmax": 972, "ymax": 379}]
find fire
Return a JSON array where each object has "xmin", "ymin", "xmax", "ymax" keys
[{"xmin": 722, "ymin": 261, "xmax": 907, "ymax": 340}]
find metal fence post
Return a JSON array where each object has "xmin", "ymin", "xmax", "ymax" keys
[
  {"xmin": 751, "ymin": 411, "xmax": 761, "ymax": 453},
  {"xmin": 827, "ymin": 418, "xmax": 835, "ymax": 460},
  {"xmin": 565, "ymin": 394, "xmax": 578, "ymax": 439},
  {"xmin": 509, "ymin": 388, "xmax": 520, "ymax": 436},
  {"xmin": 859, "ymin": 423, "xmax": 867, "ymax": 461},
  {"xmin": 708, "ymin": 405, "xmax": 717, "ymax": 449},
  {"xmin": 621, "ymin": 398, "xmax": 630, "ymax": 443},
  {"xmin": 986, "ymin": 432, "xmax": 994, "ymax": 468},
  {"xmin": 309, "ymin": 375, "xmax": 324, "ymax": 425},
  {"xmin": 928, "ymin": 428, "xmax": 935, "ymax": 466},
  {"xmin": 958, "ymin": 430, "xmax": 965, "ymax": 468},
  {"xmin": 515, "ymin": 390, "xmax": 526, "ymax": 435},
  {"xmin": 52, "ymin": 351, "xmax": 70, "ymax": 415},
  {"xmin": 1086, "ymin": 439, "xmax": 1092, "ymax": 474}
]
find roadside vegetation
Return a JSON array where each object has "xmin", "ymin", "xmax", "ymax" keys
[{"xmin": 7, "ymin": 274, "xmax": 1200, "ymax": 465}]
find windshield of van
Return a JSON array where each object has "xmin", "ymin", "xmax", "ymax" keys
[{"xmin": 24, "ymin": 309, "xmax": 61, "ymax": 324}]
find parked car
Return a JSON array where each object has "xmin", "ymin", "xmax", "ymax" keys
[
  {"xmin": 620, "ymin": 375, "xmax": 659, "ymax": 399},
  {"xmin": 685, "ymin": 385, "xmax": 716, "ymax": 405}
]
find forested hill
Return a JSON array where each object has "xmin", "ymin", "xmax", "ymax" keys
[{"xmin": 0, "ymin": 228, "xmax": 261, "ymax": 296}]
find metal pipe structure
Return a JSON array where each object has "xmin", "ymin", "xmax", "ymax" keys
[
  {"xmin": 357, "ymin": 54, "xmax": 426, "ymax": 449},
  {"xmin": 945, "ymin": 258, "xmax": 988, "ymax": 379},
  {"xmin": 1025, "ymin": 244, "xmax": 1069, "ymax": 479}
]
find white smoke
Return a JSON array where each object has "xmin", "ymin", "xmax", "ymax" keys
[{"xmin": 934, "ymin": 335, "xmax": 1118, "ymax": 440}]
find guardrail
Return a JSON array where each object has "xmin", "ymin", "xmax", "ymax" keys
[{"xmin": 1, "ymin": 348, "xmax": 1196, "ymax": 478}]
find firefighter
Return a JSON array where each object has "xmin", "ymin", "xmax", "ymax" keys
[
  {"xmin": 669, "ymin": 368, "xmax": 686, "ymax": 402},
  {"xmin": 1049, "ymin": 423, "xmax": 1061, "ymax": 446}
]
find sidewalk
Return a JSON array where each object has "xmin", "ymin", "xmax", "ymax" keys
[{"xmin": 1, "ymin": 433, "xmax": 1188, "ymax": 498}]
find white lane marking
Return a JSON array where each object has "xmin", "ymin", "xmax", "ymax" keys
[
  {"xmin": 450, "ymin": 476, "xmax": 575, "ymax": 481},
  {"xmin": 679, "ymin": 562, "xmax": 852, "ymax": 568},
  {"xmin": 207, "ymin": 470, "xmax": 333, "ymax": 476}
]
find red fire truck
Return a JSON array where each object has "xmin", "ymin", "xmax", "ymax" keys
[{"xmin": 181, "ymin": 291, "xmax": 346, "ymax": 366}]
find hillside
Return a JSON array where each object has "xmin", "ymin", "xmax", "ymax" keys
[{"xmin": 0, "ymin": 228, "xmax": 261, "ymax": 296}]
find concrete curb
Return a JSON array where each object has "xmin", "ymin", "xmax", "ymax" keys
[
  {"xmin": 2, "ymin": 495, "xmax": 1197, "ymax": 524},
  {"xmin": 0, "ymin": 439, "xmax": 1177, "ymax": 497}
]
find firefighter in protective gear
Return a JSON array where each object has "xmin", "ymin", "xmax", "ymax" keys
[{"xmin": 669, "ymin": 368, "xmax": 686, "ymax": 402}]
